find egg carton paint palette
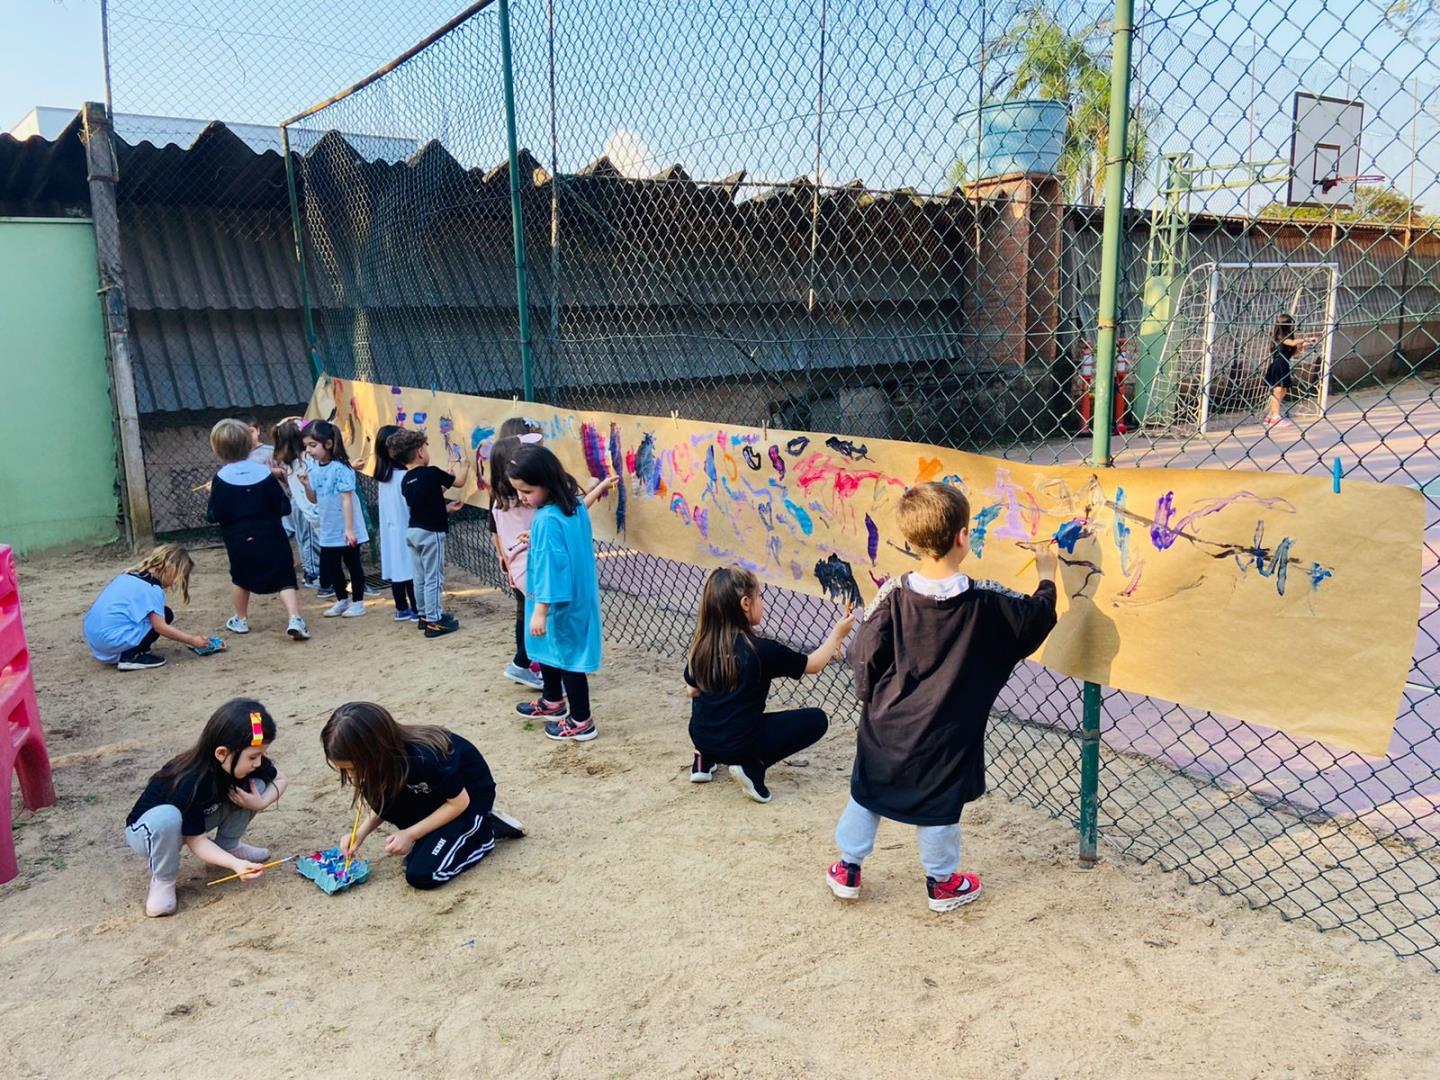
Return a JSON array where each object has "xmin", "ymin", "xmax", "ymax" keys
[{"xmin": 297, "ymin": 847, "xmax": 371, "ymax": 894}]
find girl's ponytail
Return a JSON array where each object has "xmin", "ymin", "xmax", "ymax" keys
[{"xmin": 687, "ymin": 567, "xmax": 760, "ymax": 695}]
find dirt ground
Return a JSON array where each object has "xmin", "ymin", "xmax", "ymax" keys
[{"xmin": 3, "ymin": 545, "xmax": 1438, "ymax": 1079}]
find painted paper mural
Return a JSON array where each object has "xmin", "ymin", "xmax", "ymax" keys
[{"xmin": 310, "ymin": 376, "xmax": 1423, "ymax": 756}]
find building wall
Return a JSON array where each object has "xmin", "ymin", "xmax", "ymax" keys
[{"xmin": 0, "ymin": 218, "xmax": 118, "ymax": 552}]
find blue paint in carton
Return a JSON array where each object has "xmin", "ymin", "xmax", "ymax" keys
[{"xmin": 297, "ymin": 846, "xmax": 370, "ymax": 895}]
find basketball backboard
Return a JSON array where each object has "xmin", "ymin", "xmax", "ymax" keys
[{"xmin": 1287, "ymin": 92, "xmax": 1365, "ymax": 209}]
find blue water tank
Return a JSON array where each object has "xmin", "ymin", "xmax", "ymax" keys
[{"xmin": 954, "ymin": 99, "xmax": 1070, "ymax": 181}]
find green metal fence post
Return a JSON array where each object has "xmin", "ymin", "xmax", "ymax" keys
[
  {"xmin": 281, "ymin": 123, "xmax": 323, "ymax": 382},
  {"xmin": 497, "ymin": 0, "xmax": 536, "ymax": 402},
  {"xmin": 1079, "ymin": 0, "xmax": 1136, "ymax": 868}
]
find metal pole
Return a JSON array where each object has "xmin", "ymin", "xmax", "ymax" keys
[
  {"xmin": 1079, "ymin": 0, "xmax": 1136, "ymax": 867},
  {"xmin": 99, "ymin": 0, "xmax": 115, "ymax": 117},
  {"xmin": 498, "ymin": 0, "xmax": 536, "ymax": 402},
  {"xmin": 547, "ymin": 0, "xmax": 560, "ymax": 351},
  {"xmin": 281, "ymin": 124, "xmax": 323, "ymax": 382}
]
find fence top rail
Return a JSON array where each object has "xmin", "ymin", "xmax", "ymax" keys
[{"xmin": 278, "ymin": 0, "xmax": 497, "ymax": 129}]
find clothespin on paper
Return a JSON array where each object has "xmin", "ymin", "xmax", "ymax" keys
[{"xmin": 670, "ymin": 409, "xmax": 680, "ymax": 431}]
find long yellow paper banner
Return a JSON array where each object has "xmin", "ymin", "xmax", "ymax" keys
[{"xmin": 310, "ymin": 376, "xmax": 1422, "ymax": 757}]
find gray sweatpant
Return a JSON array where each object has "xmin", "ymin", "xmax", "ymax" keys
[
  {"xmin": 835, "ymin": 796, "xmax": 962, "ymax": 880},
  {"xmin": 124, "ymin": 779, "xmax": 268, "ymax": 882},
  {"xmin": 406, "ymin": 527, "xmax": 447, "ymax": 621}
]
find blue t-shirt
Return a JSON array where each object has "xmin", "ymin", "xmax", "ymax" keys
[
  {"xmin": 524, "ymin": 502, "xmax": 603, "ymax": 673},
  {"xmin": 83, "ymin": 572, "xmax": 166, "ymax": 662},
  {"xmin": 309, "ymin": 460, "xmax": 369, "ymax": 547}
]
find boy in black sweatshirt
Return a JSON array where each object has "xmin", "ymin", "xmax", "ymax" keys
[{"xmin": 828, "ymin": 482, "xmax": 1058, "ymax": 911}]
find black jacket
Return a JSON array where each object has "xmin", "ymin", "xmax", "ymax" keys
[{"xmin": 847, "ymin": 574, "xmax": 1057, "ymax": 825}]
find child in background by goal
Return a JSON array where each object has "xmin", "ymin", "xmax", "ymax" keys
[
  {"xmin": 1264, "ymin": 312, "xmax": 1309, "ymax": 428},
  {"xmin": 828, "ymin": 482, "xmax": 1057, "ymax": 912}
]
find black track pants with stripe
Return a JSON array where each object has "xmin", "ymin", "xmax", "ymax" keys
[{"xmin": 404, "ymin": 808, "xmax": 497, "ymax": 890}]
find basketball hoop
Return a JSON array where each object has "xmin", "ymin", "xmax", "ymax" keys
[{"xmin": 1319, "ymin": 173, "xmax": 1384, "ymax": 193}]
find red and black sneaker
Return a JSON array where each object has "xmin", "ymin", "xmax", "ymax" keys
[
  {"xmin": 826, "ymin": 860, "xmax": 862, "ymax": 901},
  {"xmin": 515, "ymin": 697, "xmax": 568, "ymax": 720},
  {"xmin": 926, "ymin": 871, "xmax": 982, "ymax": 912},
  {"xmin": 544, "ymin": 716, "xmax": 597, "ymax": 742}
]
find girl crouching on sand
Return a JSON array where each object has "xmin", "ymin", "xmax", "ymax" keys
[{"xmin": 124, "ymin": 698, "xmax": 287, "ymax": 916}]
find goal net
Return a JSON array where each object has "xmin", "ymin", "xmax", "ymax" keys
[{"xmin": 1142, "ymin": 262, "xmax": 1339, "ymax": 433}]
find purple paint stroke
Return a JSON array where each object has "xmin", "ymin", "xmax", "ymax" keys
[
  {"xmin": 1152, "ymin": 489, "xmax": 1297, "ymax": 552},
  {"xmin": 865, "ymin": 514, "xmax": 879, "ymax": 564},
  {"xmin": 869, "ymin": 571, "xmax": 891, "ymax": 588},
  {"xmin": 694, "ymin": 507, "xmax": 709, "ymax": 537},
  {"xmin": 769, "ymin": 446, "xmax": 787, "ymax": 479},
  {"xmin": 670, "ymin": 493, "xmax": 691, "ymax": 525},
  {"xmin": 579, "ymin": 423, "xmax": 609, "ymax": 479},
  {"xmin": 634, "ymin": 433, "xmax": 662, "ymax": 496}
]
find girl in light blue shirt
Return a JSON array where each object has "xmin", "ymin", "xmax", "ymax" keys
[
  {"xmin": 507, "ymin": 445, "xmax": 603, "ymax": 743},
  {"xmin": 301, "ymin": 419, "xmax": 371, "ymax": 618}
]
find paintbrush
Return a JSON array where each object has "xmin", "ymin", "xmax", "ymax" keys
[
  {"xmin": 207, "ymin": 854, "xmax": 295, "ymax": 886},
  {"xmin": 343, "ymin": 804, "xmax": 362, "ymax": 877}
]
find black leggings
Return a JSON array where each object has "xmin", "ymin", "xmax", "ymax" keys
[
  {"xmin": 541, "ymin": 666, "xmax": 591, "ymax": 722},
  {"xmin": 391, "ymin": 579, "xmax": 417, "ymax": 611},
  {"xmin": 121, "ymin": 606, "xmax": 173, "ymax": 661},
  {"xmin": 699, "ymin": 708, "xmax": 828, "ymax": 786},
  {"xmin": 512, "ymin": 589, "xmax": 529, "ymax": 667},
  {"xmin": 320, "ymin": 545, "xmax": 366, "ymax": 602}
]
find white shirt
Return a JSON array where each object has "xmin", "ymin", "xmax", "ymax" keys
[{"xmin": 905, "ymin": 570, "xmax": 971, "ymax": 600}]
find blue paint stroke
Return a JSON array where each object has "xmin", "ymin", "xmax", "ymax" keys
[
  {"xmin": 470, "ymin": 425, "xmax": 495, "ymax": 451},
  {"xmin": 669, "ymin": 493, "xmax": 691, "ymax": 525},
  {"xmin": 635, "ymin": 433, "xmax": 662, "ymax": 496},
  {"xmin": 1113, "ymin": 486, "xmax": 1133, "ymax": 574},
  {"xmin": 411, "ymin": 411, "xmax": 428, "ymax": 425},
  {"xmin": 694, "ymin": 507, "xmax": 709, "ymax": 538},
  {"xmin": 756, "ymin": 500, "xmax": 774, "ymax": 531},
  {"xmin": 703, "ymin": 446, "xmax": 718, "ymax": 496},
  {"xmin": 813, "ymin": 554, "xmax": 863, "ymax": 607},
  {"xmin": 783, "ymin": 498, "xmax": 814, "ymax": 535},
  {"xmin": 1309, "ymin": 563, "xmax": 1333, "ymax": 590},
  {"xmin": 865, "ymin": 514, "xmax": 879, "ymax": 564},
  {"xmin": 970, "ymin": 503, "xmax": 1003, "ymax": 557},
  {"xmin": 767, "ymin": 535, "xmax": 782, "ymax": 564},
  {"xmin": 1054, "ymin": 519, "xmax": 1086, "ymax": 554}
]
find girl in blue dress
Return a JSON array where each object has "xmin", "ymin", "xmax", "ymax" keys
[{"xmin": 506, "ymin": 444, "xmax": 604, "ymax": 742}]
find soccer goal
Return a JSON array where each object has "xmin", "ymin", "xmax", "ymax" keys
[{"xmin": 1144, "ymin": 261, "xmax": 1339, "ymax": 433}]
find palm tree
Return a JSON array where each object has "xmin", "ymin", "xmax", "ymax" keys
[{"xmin": 953, "ymin": 2, "xmax": 1147, "ymax": 205}]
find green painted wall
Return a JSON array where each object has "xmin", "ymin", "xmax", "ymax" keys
[{"xmin": 0, "ymin": 218, "xmax": 119, "ymax": 553}]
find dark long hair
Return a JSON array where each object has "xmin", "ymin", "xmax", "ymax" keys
[
  {"xmin": 507, "ymin": 444, "xmax": 580, "ymax": 515},
  {"xmin": 152, "ymin": 698, "xmax": 276, "ymax": 791},
  {"xmin": 304, "ymin": 418, "xmax": 350, "ymax": 465},
  {"xmin": 321, "ymin": 702, "xmax": 452, "ymax": 814},
  {"xmin": 272, "ymin": 417, "xmax": 308, "ymax": 467},
  {"xmin": 687, "ymin": 567, "xmax": 759, "ymax": 694},
  {"xmin": 373, "ymin": 424, "xmax": 402, "ymax": 483},
  {"xmin": 1272, "ymin": 312, "xmax": 1295, "ymax": 344},
  {"xmin": 489, "ymin": 435, "xmax": 524, "ymax": 512}
]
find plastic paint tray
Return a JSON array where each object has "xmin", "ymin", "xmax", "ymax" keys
[{"xmin": 297, "ymin": 847, "xmax": 371, "ymax": 895}]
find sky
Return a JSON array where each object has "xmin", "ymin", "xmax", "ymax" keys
[{"xmin": 2, "ymin": 0, "xmax": 1437, "ymax": 212}]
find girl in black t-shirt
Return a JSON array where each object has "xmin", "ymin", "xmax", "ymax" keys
[
  {"xmin": 124, "ymin": 698, "xmax": 289, "ymax": 917},
  {"xmin": 684, "ymin": 567, "xmax": 854, "ymax": 803},
  {"xmin": 321, "ymin": 702, "xmax": 523, "ymax": 890},
  {"xmin": 1263, "ymin": 312, "xmax": 1309, "ymax": 428}
]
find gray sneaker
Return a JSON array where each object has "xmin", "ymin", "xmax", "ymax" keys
[{"xmin": 287, "ymin": 616, "xmax": 311, "ymax": 640}]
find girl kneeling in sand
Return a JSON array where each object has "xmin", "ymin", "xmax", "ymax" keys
[{"xmin": 321, "ymin": 702, "xmax": 524, "ymax": 890}]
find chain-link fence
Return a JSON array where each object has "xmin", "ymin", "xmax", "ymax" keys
[{"xmin": 106, "ymin": 0, "xmax": 1440, "ymax": 965}]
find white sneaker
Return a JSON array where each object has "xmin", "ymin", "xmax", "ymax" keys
[
  {"xmin": 225, "ymin": 615, "xmax": 249, "ymax": 634},
  {"xmin": 226, "ymin": 842, "xmax": 270, "ymax": 862},
  {"xmin": 323, "ymin": 600, "xmax": 351, "ymax": 617},
  {"xmin": 341, "ymin": 602, "xmax": 367, "ymax": 618},
  {"xmin": 145, "ymin": 877, "xmax": 177, "ymax": 917},
  {"xmin": 287, "ymin": 616, "xmax": 310, "ymax": 640}
]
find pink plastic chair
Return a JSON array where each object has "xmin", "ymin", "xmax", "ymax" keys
[{"xmin": 0, "ymin": 544, "xmax": 55, "ymax": 884}]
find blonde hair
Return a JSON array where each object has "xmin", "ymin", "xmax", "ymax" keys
[
  {"xmin": 687, "ymin": 566, "xmax": 760, "ymax": 694},
  {"xmin": 210, "ymin": 418, "xmax": 254, "ymax": 463},
  {"xmin": 895, "ymin": 483, "xmax": 970, "ymax": 559},
  {"xmin": 127, "ymin": 544, "xmax": 195, "ymax": 604}
]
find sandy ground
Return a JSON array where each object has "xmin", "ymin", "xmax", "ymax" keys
[{"xmin": 3, "ymin": 545, "xmax": 1439, "ymax": 1079}]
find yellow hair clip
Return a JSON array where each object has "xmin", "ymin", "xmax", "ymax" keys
[{"xmin": 250, "ymin": 711, "xmax": 265, "ymax": 747}]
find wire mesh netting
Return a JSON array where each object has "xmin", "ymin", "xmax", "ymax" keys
[{"xmin": 105, "ymin": 0, "xmax": 1440, "ymax": 965}]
